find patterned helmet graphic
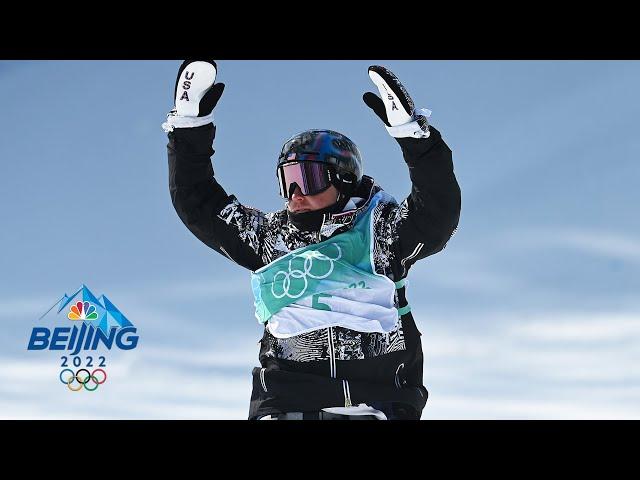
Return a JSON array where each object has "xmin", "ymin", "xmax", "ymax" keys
[{"xmin": 277, "ymin": 130, "xmax": 364, "ymax": 186}]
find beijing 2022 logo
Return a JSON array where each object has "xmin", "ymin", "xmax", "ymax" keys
[{"xmin": 27, "ymin": 285, "xmax": 139, "ymax": 392}]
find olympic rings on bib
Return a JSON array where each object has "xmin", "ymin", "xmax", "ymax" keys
[
  {"xmin": 59, "ymin": 368, "xmax": 108, "ymax": 391},
  {"xmin": 271, "ymin": 244, "xmax": 342, "ymax": 299}
]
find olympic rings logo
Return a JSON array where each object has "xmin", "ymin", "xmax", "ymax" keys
[
  {"xmin": 59, "ymin": 368, "xmax": 107, "ymax": 392},
  {"xmin": 271, "ymin": 244, "xmax": 342, "ymax": 299}
]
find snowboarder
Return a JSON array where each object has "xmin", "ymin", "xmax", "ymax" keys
[{"xmin": 163, "ymin": 60, "xmax": 461, "ymax": 420}]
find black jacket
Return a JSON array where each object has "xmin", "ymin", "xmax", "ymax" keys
[{"xmin": 167, "ymin": 123, "xmax": 461, "ymax": 419}]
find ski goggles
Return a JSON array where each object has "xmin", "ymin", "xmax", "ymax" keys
[{"xmin": 277, "ymin": 161, "xmax": 333, "ymax": 199}]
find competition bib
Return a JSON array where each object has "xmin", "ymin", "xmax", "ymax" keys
[{"xmin": 251, "ymin": 191, "xmax": 401, "ymax": 338}]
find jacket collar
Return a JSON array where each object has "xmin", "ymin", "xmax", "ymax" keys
[{"xmin": 316, "ymin": 175, "xmax": 380, "ymax": 240}]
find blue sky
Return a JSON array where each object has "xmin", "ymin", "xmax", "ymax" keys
[{"xmin": 1, "ymin": 60, "xmax": 638, "ymax": 419}]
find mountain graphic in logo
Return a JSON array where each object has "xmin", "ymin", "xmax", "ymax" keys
[{"xmin": 40, "ymin": 285, "xmax": 133, "ymax": 334}]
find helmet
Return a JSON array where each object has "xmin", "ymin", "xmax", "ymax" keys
[{"xmin": 276, "ymin": 129, "xmax": 363, "ymax": 199}]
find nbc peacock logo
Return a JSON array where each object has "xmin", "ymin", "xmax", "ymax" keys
[
  {"xmin": 27, "ymin": 285, "xmax": 140, "ymax": 392},
  {"xmin": 68, "ymin": 301, "xmax": 99, "ymax": 321}
]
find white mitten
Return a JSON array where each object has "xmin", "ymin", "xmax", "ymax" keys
[
  {"xmin": 162, "ymin": 60, "xmax": 225, "ymax": 132},
  {"xmin": 363, "ymin": 65, "xmax": 430, "ymax": 139}
]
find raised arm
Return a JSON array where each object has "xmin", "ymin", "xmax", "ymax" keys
[
  {"xmin": 363, "ymin": 65, "xmax": 461, "ymax": 275},
  {"xmin": 163, "ymin": 60, "xmax": 266, "ymax": 272}
]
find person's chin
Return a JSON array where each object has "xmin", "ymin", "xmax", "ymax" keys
[{"xmin": 288, "ymin": 206, "xmax": 311, "ymax": 213}]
